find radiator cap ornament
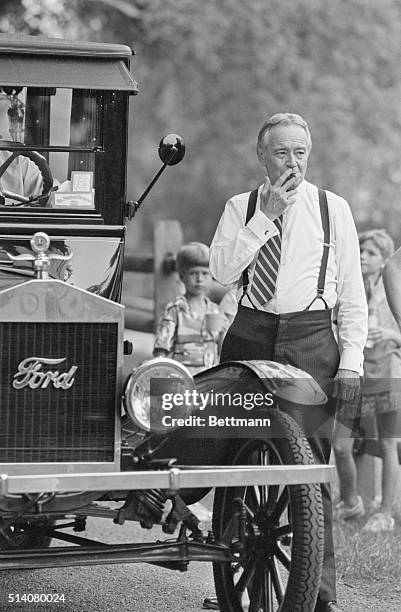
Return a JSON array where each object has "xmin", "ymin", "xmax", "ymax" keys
[
  {"xmin": 31, "ymin": 231, "xmax": 50, "ymax": 253},
  {"xmin": 4, "ymin": 232, "xmax": 72, "ymax": 280}
]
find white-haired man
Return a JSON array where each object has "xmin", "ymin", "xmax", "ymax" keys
[{"xmin": 207, "ymin": 113, "xmax": 368, "ymax": 612}]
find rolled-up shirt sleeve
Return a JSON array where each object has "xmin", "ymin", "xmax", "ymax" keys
[
  {"xmin": 21, "ymin": 157, "xmax": 44, "ymax": 198},
  {"xmin": 210, "ymin": 192, "xmax": 278, "ymax": 285},
  {"xmin": 334, "ymin": 197, "xmax": 368, "ymax": 374}
]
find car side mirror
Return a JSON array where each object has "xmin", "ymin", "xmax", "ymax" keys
[
  {"xmin": 158, "ymin": 134, "xmax": 185, "ymax": 166},
  {"xmin": 126, "ymin": 134, "xmax": 185, "ymax": 219}
]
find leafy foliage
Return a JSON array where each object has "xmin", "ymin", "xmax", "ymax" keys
[{"xmin": 2, "ymin": 0, "xmax": 401, "ymax": 246}]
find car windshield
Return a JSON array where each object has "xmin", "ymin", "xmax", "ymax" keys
[{"xmin": 0, "ymin": 86, "xmax": 102, "ymax": 210}]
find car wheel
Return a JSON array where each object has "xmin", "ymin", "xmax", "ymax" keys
[
  {"xmin": 212, "ymin": 409, "xmax": 324, "ymax": 612},
  {"xmin": 0, "ymin": 521, "xmax": 53, "ymax": 549}
]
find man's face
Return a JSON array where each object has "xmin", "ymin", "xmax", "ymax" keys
[{"xmin": 260, "ymin": 124, "xmax": 310, "ymax": 187}]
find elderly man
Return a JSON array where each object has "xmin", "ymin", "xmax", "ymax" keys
[{"xmin": 208, "ymin": 113, "xmax": 368, "ymax": 612}]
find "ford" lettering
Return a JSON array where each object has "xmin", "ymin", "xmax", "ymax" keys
[{"xmin": 13, "ymin": 357, "xmax": 78, "ymax": 390}]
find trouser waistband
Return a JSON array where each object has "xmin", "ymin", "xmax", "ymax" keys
[{"xmin": 237, "ymin": 304, "xmax": 332, "ymax": 323}]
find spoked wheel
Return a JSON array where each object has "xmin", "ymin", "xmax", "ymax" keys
[{"xmin": 212, "ymin": 409, "xmax": 324, "ymax": 612}]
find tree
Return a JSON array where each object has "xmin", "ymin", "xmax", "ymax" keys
[{"xmin": 2, "ymin": 0, "xmax": 401, "ymax": 245}]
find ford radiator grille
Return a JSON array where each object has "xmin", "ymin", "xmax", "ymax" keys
[{"xmin": 0, "ymin": 322, "xmax": 117, "ymax": 463}]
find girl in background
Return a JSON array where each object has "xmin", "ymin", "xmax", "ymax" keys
[{"xmin": 333, "ymin": 229, "xmax": 401, "ymax": 531}]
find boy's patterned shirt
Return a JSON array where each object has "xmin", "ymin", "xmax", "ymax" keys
[{"xmin": 153, "ymin": 295, "xmax": 225, "ymax": 373}]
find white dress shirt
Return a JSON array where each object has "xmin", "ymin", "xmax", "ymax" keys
[
  {"xmin": 209, "ymin": 179, "xmax": 368, "ymax": 374},
  {"xmin": 0, "ymin": 150, "xmax": 43, "ymax": 204}
]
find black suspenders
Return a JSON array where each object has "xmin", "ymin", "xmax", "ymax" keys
[
  {"xmin": 239, "ymin": 188, "xmax": 258, "ymax": 305},
  {"xmin": 305, "ymin": 188, "xmax": 330, "ymax": 310},
  {"xmin": 241, "ymin": 187, "xmax": 330, "ymax": 310}
]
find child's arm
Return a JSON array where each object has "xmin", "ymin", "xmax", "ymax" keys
[
  {"xmin": 383, "ymin": 251, "xmax": 401, "ymax": 330},
  {"xmin": 153, "ymin": 302, "xmax": 178, "ymax": 358}
]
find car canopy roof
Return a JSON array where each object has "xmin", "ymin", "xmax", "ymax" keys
[{"xmin": 0, "ymin": 34, "xmax": 138, "ymax": 92}]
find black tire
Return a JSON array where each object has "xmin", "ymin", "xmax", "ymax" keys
[
  {"xmin": 212, "ymin": 409, "xmax": 324, "ymax": 612},
  {"xmin": 0, "ymin": 521, "xmax": 53, "ymax": 549}
]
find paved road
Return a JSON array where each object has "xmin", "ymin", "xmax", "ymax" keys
[
  {"xmin": 0, "ymin": 516, "xmax": 216, "ymax": 612},
  {"xmin": 1, "ymin": 504, "xmax": 400, "ymax": 612}
]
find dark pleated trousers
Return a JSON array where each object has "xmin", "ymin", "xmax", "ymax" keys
[{"xmin": 220, "ymin": 305, "xmax": 340, "ymax": 605}]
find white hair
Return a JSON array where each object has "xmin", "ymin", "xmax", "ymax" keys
[{"xmin": 256, "ymin": 113, "xmax": 312, "ymax": 162}]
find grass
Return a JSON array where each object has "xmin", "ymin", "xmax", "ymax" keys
[{"xmin": 334, "ymin": 510, "xmax": 401, "ymax": 581}]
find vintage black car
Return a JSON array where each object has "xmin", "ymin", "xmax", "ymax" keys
[{"xmin": 0, "ymin": 34, "xmax": 334, "ymax": 611}]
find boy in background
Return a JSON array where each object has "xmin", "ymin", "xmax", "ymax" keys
[{"xmin": 153, "ymin": 242, "xmax": 225, "ymax": 373}]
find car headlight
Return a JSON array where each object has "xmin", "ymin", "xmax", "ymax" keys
[{"xmin": 123, "ymin": 357, "xmax": 195, "ymax": 434}]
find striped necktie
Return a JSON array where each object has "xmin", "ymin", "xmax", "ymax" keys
[{"xmin": 249, "ymin": 216, "xmax": 282, "ymax": 306}]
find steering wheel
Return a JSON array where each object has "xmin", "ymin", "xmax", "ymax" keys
[{"xmin": 0, "ymin": 142, "xmax": 54, "ymax": 206}]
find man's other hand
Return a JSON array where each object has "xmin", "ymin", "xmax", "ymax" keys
[{"xmin": 333, "ymin": 369, "xmax": 360, "ymax": 402}]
